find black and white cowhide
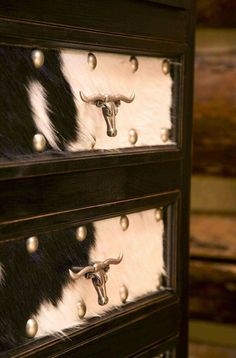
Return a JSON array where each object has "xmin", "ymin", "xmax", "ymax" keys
[
  {"xmin": 0, "ymin": 46, "xmax": 173, "ymax": 157},
  {"xmin": 0, "ymin": 46, "xmax": 172, "ymax": 351}
]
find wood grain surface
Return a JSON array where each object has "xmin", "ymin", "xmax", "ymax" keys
[
  {"xmin": 193, "ymin": 51, "xmax": 236, "ymax": 177},
  {"xmin": 196, "ymin": 0, "xmax": 236, "ymax": 27},
  {"xmin": 190, "ymin": 213, "xmax": 236, "ymax": 323},
  {"xmin": 190, "ymin": 214, "xmax": 236, "ymax": 261},
  {"xmin": 189, "ymin": 342, "xmax": 236, "ymax": 358},
  {"xmin": 189, "ymin": 260, "xmax": 236, "ymax": 323}
]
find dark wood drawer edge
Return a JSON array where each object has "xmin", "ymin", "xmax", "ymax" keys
[{"xmin": 5, "ymin": 295, "xmax": 180, "ymax": 357}]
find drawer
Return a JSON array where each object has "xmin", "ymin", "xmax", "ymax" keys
[
  {"xmin": 0, "ymin": 46, "xmax": 180, "ymax": 159},
  {"xmin": 0, "ymin": 203, "xmax": 177, "ymax": 353}
]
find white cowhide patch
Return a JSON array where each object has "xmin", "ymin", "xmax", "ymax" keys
[
  {"xmin": 61, "ymin": 50, "xmax": 173, "ymax": 151},
  {"xmin": 28, "ymin": 81, "xmax": 60, "ymax": 150}
]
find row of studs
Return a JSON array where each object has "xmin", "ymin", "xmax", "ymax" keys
[
  {"xmin": 32, "ymin": 49, "xmax": 171, "ymax": 75},
  {"xmin": 26, "ymin": 208, "xmax": 163, "ymax": 254},
  {"xmin": 88, "ymin": 53, "xmax": 171, "ymax": 75},
  {"xmin": 26, "ymin": 281, "xmax": 129, "ymax": 338},
  {"xmin": 26, "ymin": 209, "xmax": 163, "ymax": 254},
  {"xmin": 25, "ymin": 208, "xmax": 163, "ymax": 337},
  {"xmin": 33, "ymin": 126, "xmax": 170, "ymax": 153}
]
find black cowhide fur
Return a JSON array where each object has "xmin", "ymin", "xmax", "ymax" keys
[
  {"xmin": 0, "ymin": 46, "xmax": 78, "ymax": 158},
  {"xmin": 0, "ymin": 224, "xmax": 95, "ymax": 352}
]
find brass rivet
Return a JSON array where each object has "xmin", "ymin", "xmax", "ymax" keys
[
  {"xmin": 162, "ymin": 59, "xmax": 170, "ymax": 75},
  {"xmin": 77, "ymin": 300, "xmax": 86, "ymax": 319},
  {"xmin": 129, "ymin": 56, "xmax": 139, "ymax": 73},
  {"xmin": 33, "ymin": 133, "xmax": 47, "ymax": 152},
  {"xmin": 31, "ymin": 49, "xmax": 44, "ymax": 69},
  {"xmin": 76, "ymin": 226, "xmax": 87, "ymax": 241},
  {"xmin": 87, "ymin": 53, "xmax": 97, "ymax": 70},
  {"xmin": 120, "ymin": 215, "xmax": 129, "ymax": 231},
  {"xmin": 129, "ymin": 128, "xmax": 138, "ymax": 145},
  {"xmin": 26, "ymin": 236, "xmax": 39, "ymax": 254},
  {"xmin": 120, "ymin": 285, "xmax": 128, "ymax": 303},
  {"xmin": 160, "ymin": 128, "xmax": 170, "ymax": 143},
  {"xmin": 26, "ymin": 318, "xmax": 38, "ymax": 338},
  {"xmin": 155, "ymin": 208, "xmax": 163, "ymax": 222}
]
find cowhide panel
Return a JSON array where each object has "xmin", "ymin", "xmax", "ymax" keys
[
  {"xmin": 0, "ymin": 45, "xmax": 172, "ymax": 352},
  {"xmin": 0, "ymin": 208, "xmax": 167, "ymax": 350},
  {"xmin": 0, "ymin": 46, "xmax": 174, "ymax": 158}
]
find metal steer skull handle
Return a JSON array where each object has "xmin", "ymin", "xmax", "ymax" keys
[
  {"xmin": 80, "ymin": 92, "xmax": 135, "ymax": 137},
  {"xmin": 69, "ymin": 252, "xmax": 123, "ymax": 306}
]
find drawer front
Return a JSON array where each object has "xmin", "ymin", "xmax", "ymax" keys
[
  {"xmin": 0, "ymin": 205, "xmax": 176, "ymax": 352},
  {"xmin": 0, "ymin": 46, "xmax": 178, "ymax": 159}
]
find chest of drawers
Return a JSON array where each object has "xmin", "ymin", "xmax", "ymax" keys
[{"xmin": 0, "ymin": 1, "xmax": 194, "ymax": 356}]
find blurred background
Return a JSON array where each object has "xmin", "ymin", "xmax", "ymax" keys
[{"xmin": 189, "ymin": 0, "xmax": 236, "ymax": 357}]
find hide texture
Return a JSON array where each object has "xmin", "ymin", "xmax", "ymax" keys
[
  {"xmin": 0, "ymin": 47, "xmax": 173, "ymax": 157},
  {"xmin": 0, "ymin": 210, "xmax": 167, "ymax": 350},
  {"xmin": 0, "ymin": 46, "xmax": 172, "ymax": 351}
]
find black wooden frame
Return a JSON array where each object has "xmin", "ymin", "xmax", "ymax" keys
[{"xmin": 0, "ymin": 1, "xmax": 195, "ymax": 356}]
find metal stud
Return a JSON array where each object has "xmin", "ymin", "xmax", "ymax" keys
[
  {"xmin": 77, "ymin": 300, "xmax": 86, "ymax": 319},
  {"xmin": 155, "ymin": 208, "xmax": 163, "ymax": 222},
  {"xmin": 130, "ymin": 56, "xmax": 139, "ymax": 73},
  {"xmin": 120, "ymin": 285, "xmax": 128, "ymax": 303},
  {"xmin": 33, "ymin": 133, "xmax": 47, "ymax": 152},
  {"xmin": 26, "ymin": 236, "xmax": 39, "ymax": 254},
  {"xmin": 76, "ymin": 226, "xmax": 87, "ymax": 242},
  {"xmin": 26, "ymin": 318, "xmax": 38, "ymax": 338},
  {"xmin": 120, "ymin": 215, "xmax": 129, "ymax": 231},
  {"xmin": 128, "ymin": 128, "xmax": 138, "ymax": 145},
  {"xmin": 162, "ymin": 59, "xmax": 170, "ymax": 75},
  {"xmin": 160, "ymin": 128, "xmax": 170, "ymax": 143},
  {"xmin": 87, "ymin": 52, "xmax": 97, "ymax": 70},
  {"xmin": 31, "ymin": 49, "xmax": 44, "ymax": 69}
]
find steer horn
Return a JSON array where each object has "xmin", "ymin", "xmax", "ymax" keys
[
  {"xmin": 69, "ymin": 252, "xmax": 123, "ymax": 280},
  {"xmin": 80, "ymin": 92, "xmax": 106, "ymax": 103},
  {"xmin": 102, "ymin": 252, "xmax": 123, "ymax": 268},
  {"xmin": 109, "ymin": 94, "xmax": 135, "ymax": 103},
  {"xmin": 69, "ymin": 265, "xmax": 95, "ymax": 280},
  {"xmin": 80, "ymin": 92, "xmax": 135, "ymax": 104}
]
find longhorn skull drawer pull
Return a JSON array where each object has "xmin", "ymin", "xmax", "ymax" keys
[
  {"xmin": 69, "ymin": 252, "xmax": 123, "ymax": 306},
  {"xmin": 80, "ymin": 92, "xmax": 135, "ymax": 137}
]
